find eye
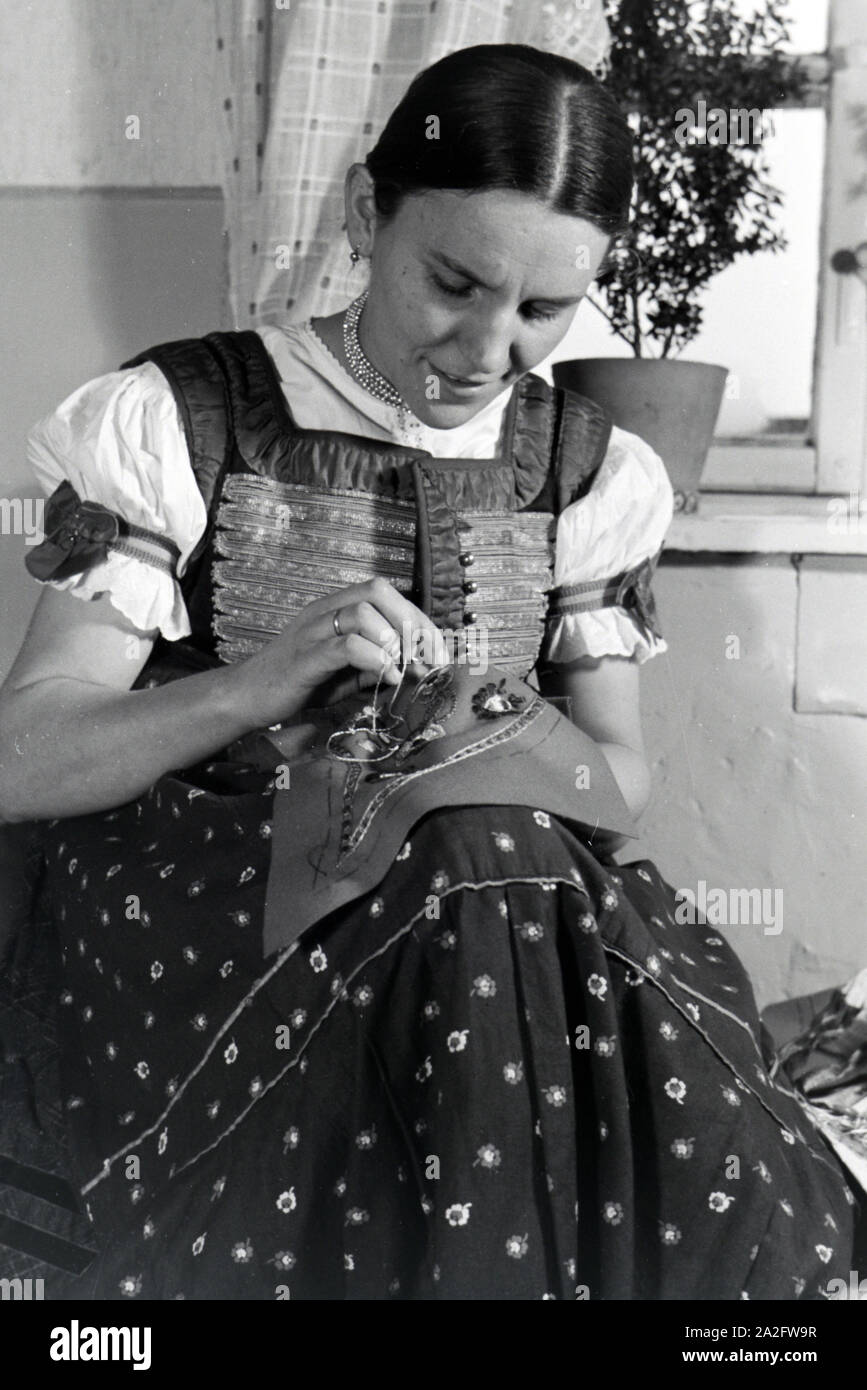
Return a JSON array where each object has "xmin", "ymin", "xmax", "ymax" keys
[
  {"xmin": 431, "ymin": 273, "xmax": 475, "ymax": 300},
  {"xmin": 522, "ymin": 304, "xmax": 562, "ymax": 324},
  {"xmin": 431, "ymin": 272, "xmax": 565, "ymax": 323}
]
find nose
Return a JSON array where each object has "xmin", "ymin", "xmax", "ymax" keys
[{"xmin": 454, "ymin": 303, "xmax": 516, "ymax": 379}]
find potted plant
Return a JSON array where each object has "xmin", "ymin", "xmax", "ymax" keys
[{"xmin": 553, "ymin": 0, "xmax": 810, "ymax": 510}]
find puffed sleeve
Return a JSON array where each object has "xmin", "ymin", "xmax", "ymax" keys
[
  {"xmin": 540, "ymin": 426, "xmax": 674, "ymax": 666},
  {"xmin": 25, "ymin": 362, "xmax": 208, "ymax": 640}
]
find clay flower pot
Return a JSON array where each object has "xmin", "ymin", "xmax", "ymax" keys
[{"xmin": 552, "ymin": 358, "xmax": 728, "ymax": 512}]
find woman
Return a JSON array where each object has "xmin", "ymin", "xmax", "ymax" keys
[{"xmin": 0, "ymin": 44, "xmax": 854, "ymax": 1300}]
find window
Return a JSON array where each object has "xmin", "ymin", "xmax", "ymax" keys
[{"xmin": 542, "ymin": 0, "xmax": 867, "ymax": 552}]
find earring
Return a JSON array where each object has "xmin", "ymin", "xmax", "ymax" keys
[{"xmin": 349, "ymin": 247, "xmax": 361, "ymax": 265}]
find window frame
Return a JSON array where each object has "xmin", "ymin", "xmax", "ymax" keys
[{"xmin": 668, "ymin": 0, "xmax": 867, "ymax": 554}]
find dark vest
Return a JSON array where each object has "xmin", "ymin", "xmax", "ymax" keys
[{"xmin": 120, "ymin": 331, "xmax": 613, "ymax": 685}]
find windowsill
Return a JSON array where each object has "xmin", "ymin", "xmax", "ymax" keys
[
  {"xmin": 665, "ymin": 493, "xmax": 867, "ymax": 555},
  {"xmin": 700, "ymin": 442, "xmax": 815, "ymax": 492}
]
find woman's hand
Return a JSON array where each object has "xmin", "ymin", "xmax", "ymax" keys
[
  {"xmin": 0, "ymin": 581, "xmax": 450, "ymax": 822},
  {"xmin": 228, "ymin": 577, "xmax": 452, "ymax": 729}
]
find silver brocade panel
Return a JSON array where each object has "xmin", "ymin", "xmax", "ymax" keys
[
  {"xmin": 211, "ymin": 475, "xmax": 555, "ymax": 676},
  {"xmin": 454, "ymin": 511, "xmax": 555, "ymax": 675}
]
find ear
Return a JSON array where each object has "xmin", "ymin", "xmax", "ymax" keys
[{"xmin": 344, "ymin": 163, "xmax": 378, "ymax": 259}]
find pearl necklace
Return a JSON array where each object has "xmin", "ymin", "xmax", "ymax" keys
[
  {"xmin": 342, "ymin": 292, "xmax": 423, "ymax": 446},
  {"xmin": 343, "ymin": 292, "xmax": 402, "ymax": 407}
]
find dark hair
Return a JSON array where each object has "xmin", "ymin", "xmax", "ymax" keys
[{"xmin": 365, "ymin": 44, "xmax": 634, "ymax": 239}]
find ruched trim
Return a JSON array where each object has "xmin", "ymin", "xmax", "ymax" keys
[
  {"xmin": 542, "ymin": 609, "xmax": 668, "ymax": 666},
  {"xmin": 417, "ymin": 465, "xmax": 466, "ymax": 629},
  {"xmin": 37, "ymin": 552, "xmax": 192, "ymax": 639},
  {"xmin": 25, "ymin": 362, "xmax": 207, "ymax": 640}
]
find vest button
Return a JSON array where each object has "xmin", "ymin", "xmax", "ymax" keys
[
  {"xmin": 462, "ymin": 579, "xmax": 478, "ymax": 594},
  {"xmin": 463, "ymin": 610, "xmax": 478, "ymax": 625},
  {"xmin": 458, "ymin": 551, "xmax": 475, "ymax": 567}
]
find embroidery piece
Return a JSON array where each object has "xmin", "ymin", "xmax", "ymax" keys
[
  {"xmin": 471, "ymin": 680, "xmax": 528, "ymax": 720},
  {"xmin": 260, "ymin": 664, "xmax": 638, "ymax": 956}
]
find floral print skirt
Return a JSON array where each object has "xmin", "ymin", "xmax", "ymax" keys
[{"xmin": 39, "ymin": 761, "xmax": 855, "ymax": 1301}]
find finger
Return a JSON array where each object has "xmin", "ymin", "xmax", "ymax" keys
[
  {"xmin": 314, "ymin": 579, "xmax": 451, "ymax": 667},
  {"xmin": 305, "ymin": 578, "xmax": 402, "ymax": 619},
  {"xmin": 360, "ymin": 579, "xmax": 451, "ymax": 667},
  {"xmin": 322, "ymin": 601, "xmax": 402, "ymax": 661},
  {"xmin": 316, "ymin": 666, "xmax": 380, "ymax": 706},
  {"xmin": 344, "ymin": 633, "xmax": 402, "ymax": 685}
]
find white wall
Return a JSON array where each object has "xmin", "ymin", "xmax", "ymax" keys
[
  {"xmin": 0, "ymin": 0, "xmax": 220, "ymax": 185},
  {"xmin": 638, "ymin": 559, "xmax": 867, "ymax": 1009}
]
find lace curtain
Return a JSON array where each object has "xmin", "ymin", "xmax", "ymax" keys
[{"xmin": 212, "ymin": 0, "xmax": 612, "ymax": 328}]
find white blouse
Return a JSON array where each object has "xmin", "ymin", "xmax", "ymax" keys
[{"xmin": 25, "ymin": 322, "xmax": 674, "ymax": 661}]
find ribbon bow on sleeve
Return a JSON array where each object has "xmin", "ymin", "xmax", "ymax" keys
[
  {"xmin": 25, "ymin": 481, "xmax": 120, "ymax": 582},
  {"xmin": 25, "ymin": 480, "xmax": 180, "ymax": 583},
  {"xmin": 546, "ymin": 545, "xmax": 664, "ymax": 643},
  {"xmin": 614, "ymin": 548, "xmax": 663, "ymax": 643}
]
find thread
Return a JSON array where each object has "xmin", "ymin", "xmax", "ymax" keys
[{"xmin": 326, "ymin": 647, "xmax": 450, "ymax": 768}]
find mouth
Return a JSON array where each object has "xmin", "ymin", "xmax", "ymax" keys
[{"xmin": 433, "ymin": 367, "xmax": 506, "ymax": 395}]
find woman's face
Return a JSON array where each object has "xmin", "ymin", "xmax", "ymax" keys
[{"xmin": 358, "ymin": 186, "xmax": 611, "ymax": 429}]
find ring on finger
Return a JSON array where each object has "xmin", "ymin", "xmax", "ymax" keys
[{"xmin": 332, "ymin": 609, "xmax": 344, "ymax": 638}]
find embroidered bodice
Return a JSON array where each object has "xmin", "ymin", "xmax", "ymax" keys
[{"xmin": 24, "ymin": 325, "xmax": 674, "ymax": 682}]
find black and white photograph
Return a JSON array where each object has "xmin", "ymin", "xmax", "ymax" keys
[{"xmin": 1, "ymin": 0, "xmax": 866, "ymax": 1343}]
